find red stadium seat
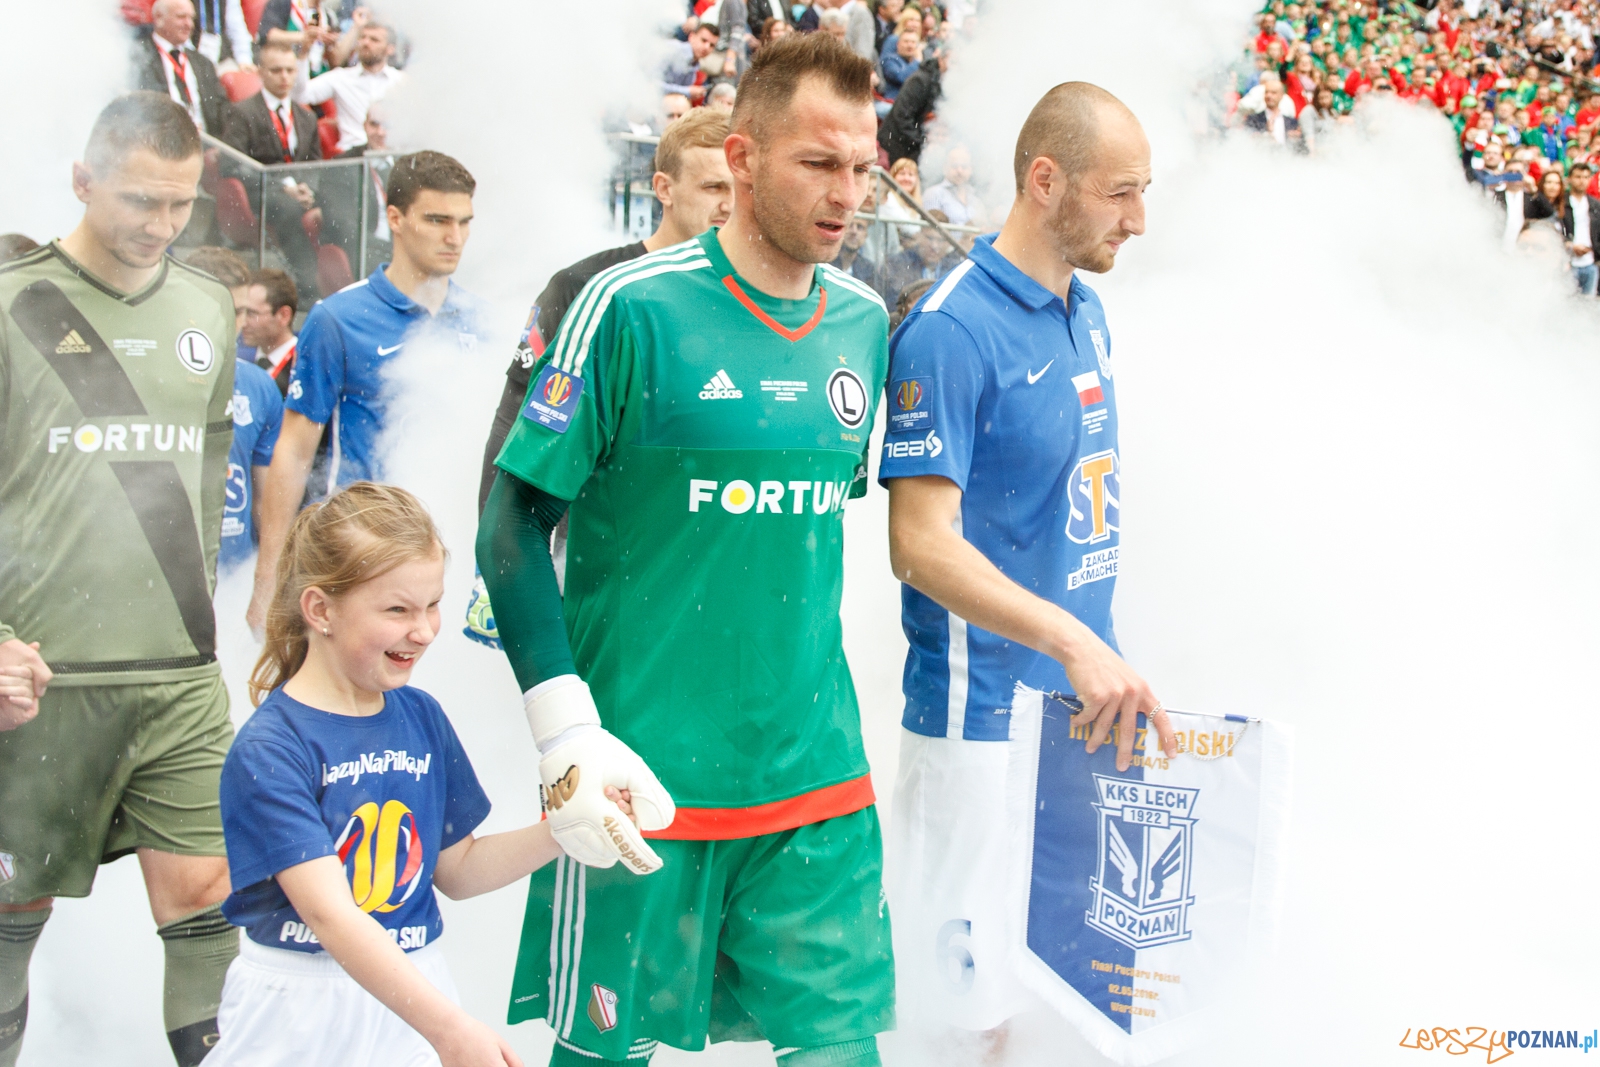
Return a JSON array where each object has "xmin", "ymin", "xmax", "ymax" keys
[
  {"xmin": 215, "ymin": 177, "xmax": 258, "ymax": 246},
  {"xmin": 220, "ymin": 70, "xmax": 262, "ymax": 103},
  {"xmin": 242, "ymin": 0, "xmax": 267, "ymax": 35},
  {"xmin": 122, "ymin": 0, "xmax": 154, "ymax": 25},
  {"xmin": 317, "ymin": 245, "xmax": 353, "ymax": 296},
  {"xmin": 318, "ymin": 118, "xmax": 340, "ymax": 160}
]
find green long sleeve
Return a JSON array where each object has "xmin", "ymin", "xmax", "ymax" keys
[{"xmin": 475, "ymin": 469, "xmax": 576, "ymax": 691}]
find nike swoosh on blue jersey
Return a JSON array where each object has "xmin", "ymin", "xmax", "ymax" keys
[
  {"xmin": 377, "ymin": 343, "xmax": 405, "ymax": 356},
  {"xmin": 1026, "ymin": 359, "xmax": 1055, "ymax": 385}
]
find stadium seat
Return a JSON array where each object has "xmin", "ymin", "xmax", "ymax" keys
[
  {"xmin": 318, "ymin": 118, "xmax": 340, "ymax": 160},
  {"xmin": 317, "ymin": 245, "xmax": 353, "ymax": 296},
  {"xmin": 220, "ymin": 70, "xmax": 262, "ymax": 103},
  {"xmin": 215, "ymin": 178, "xmax": 258, "ymax": 246},
  {"xmin": 242, "ymin": 0, "xmax": 267, "ymax": 35}
]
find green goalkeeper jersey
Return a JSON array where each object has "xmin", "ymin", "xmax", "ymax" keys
[
  {"xmin": 495, "ymin": 230, "xmax": 889, "ymax": 837},
  {"xmin": 0, "ymin": 243, "xmax": 235, "ymax": 686}
]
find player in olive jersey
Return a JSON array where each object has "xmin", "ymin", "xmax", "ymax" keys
[
  {"xmin": 0, "ymin": 94, "xmax": 238, "ymax": 1067},
  {"xmin": 477, "ymin": 34, "xmax": 891, "ymax": 1067}
]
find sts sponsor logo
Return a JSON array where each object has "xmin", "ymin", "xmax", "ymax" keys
[
  {"xmin": 1066, "ymin": 449, "xmax": 1118, "ymax": 545},
  {"xmin": 222, "ymin": 462, "xmax": 249, "ymax": 537},
  {"xmin": 1086, "ymin": 775, "xmax": 1198, "ymax": 950}
]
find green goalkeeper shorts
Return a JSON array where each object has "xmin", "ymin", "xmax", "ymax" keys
[
  {"xmin": 508, "ymin": 805, "xmax": 895, "ymax": 1061},
  {"xmin": 0, "ymin": 672, "xmax": 232, "ymax": 903}
]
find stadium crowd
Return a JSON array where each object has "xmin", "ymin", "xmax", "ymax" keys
[{"xmin": 1232, "ymin": 0, "xmax": 1600, "ymax": 291}]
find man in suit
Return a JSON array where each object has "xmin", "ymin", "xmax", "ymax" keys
[
  {"xmin": 322, "ymin": 103, "xmax": 395, "ymax": 271},
  {"xmin": 133, "ymin": 0, "xmax": 228, "ymax": 135},
  {"xmin": 222, "ymin": 40, "xmax": 324, "ymax": 298}
]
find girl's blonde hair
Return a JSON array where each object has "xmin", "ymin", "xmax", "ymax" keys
[{"xmin": 249, "ymin": 481, "xmax": 445, "ymax": 705}]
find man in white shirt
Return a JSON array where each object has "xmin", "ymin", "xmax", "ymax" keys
[
  {"xmin": 839, "ymin": 0, "xmax": 877, "ymax": 60},
  {"xmin": 1561, "ymin": 162, "xmax": 1600, "ymax": 295},
  {"xmin": 190, "ymin": 0, "xmax": 255, "ymax": 70},
  {"xmin": 135, "ymin": 0, "xmax": 228, "ymax": 134},
  {"xmin": 922, "ymin": 144, "xmax": 987, "ymax": 228},
  {"xmin": 293, "ymin": 21, "xmax": 402, "ymax": 152}
]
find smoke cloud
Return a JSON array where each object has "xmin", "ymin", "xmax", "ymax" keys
[
  {"xmin": 15, "ymin": 0, "xmax": 1600, "ymax": 1064},
  {"xmin": 0, "ymin": 4, "xmax": 128, "ymax": 240}
]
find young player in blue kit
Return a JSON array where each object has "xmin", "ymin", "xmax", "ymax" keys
[
  {"xmin": 878, "ymin": 84, "xmax": 1179, "ymax": 1059},
  {"xmin": 206, "ymin": 482, "xmax": 635, "ymax": 1067}
]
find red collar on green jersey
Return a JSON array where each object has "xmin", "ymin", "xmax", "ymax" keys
[{"xmin": 699, "ymin": 228, "xmax": 828, "ymax": 343}]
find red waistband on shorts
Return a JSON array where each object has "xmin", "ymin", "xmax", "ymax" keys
[{"xmin": 643, "ymin": 773, "xmax": 876, "ymax": 840}]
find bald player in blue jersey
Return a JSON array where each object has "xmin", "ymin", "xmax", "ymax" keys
[{"xmin": 877, "ymin": 83, "xmax": 1180, "ymax": 1057}]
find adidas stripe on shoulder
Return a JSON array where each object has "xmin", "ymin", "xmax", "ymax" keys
[
  {"xmin": 0, "ymin": 244, "xmax": 56, "ymax": 278},
  {"xmin": 552, "ymin": 242, "xmax": 711, "ymax": 377},
  {"xmin": 819, "ymin": 263, "xmax": 888, "ymax": 312},
  {"xmin": 918, "ymin": 259, "xmax": 976, "ymax": 314}
]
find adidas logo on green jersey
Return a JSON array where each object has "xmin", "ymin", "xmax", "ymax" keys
[
  {"xmin": 699, "ymin": 370, "xmax": 743, "ymax": 400},
  {"xmin": 54, "ymin": 330, "xmax": 91, "ymax": 354}
]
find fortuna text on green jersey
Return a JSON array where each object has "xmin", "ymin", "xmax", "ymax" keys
[
  {"xmin": 495, "ymin": 230, "xmax": 889, "ymax": 838},
  {"xmin": 0, "ymin": 244, "xmax": 235, "ymax": 684}
]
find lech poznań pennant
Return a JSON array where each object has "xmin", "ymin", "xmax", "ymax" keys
[{"xmin": 1005, "ymin": 685, "xmax": 1292, "ymax": 1064}]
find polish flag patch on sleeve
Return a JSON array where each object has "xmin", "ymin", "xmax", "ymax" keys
[{"xmin": 1072, "ymin": 370, "xmax": 1104, "ymax": 406}]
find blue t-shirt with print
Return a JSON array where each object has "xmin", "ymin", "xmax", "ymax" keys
[
  {"xmin": 219, "ymin": 686, "xmax": 491, "ymax": 953},
  {"xmin": 219, "ymin": 358, "xmax": 284, "ymax": 569}
]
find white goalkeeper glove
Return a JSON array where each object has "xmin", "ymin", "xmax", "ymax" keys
[{"xmin": 524, "ymin": 675, "xmax": 675, "ymax": 874}]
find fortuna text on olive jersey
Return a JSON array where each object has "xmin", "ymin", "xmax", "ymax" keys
[{"xmin": 45, "ymin": 422, "xmax": 207, "ymax": 454}]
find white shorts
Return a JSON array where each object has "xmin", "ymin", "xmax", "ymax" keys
[
  {"xmin": 202, "ymin": 938, "xmax": 460, "ymax": 1066},
  {"xmin": 886, "ymin": 728, "xmax": 1041, "ymax": 1033}
]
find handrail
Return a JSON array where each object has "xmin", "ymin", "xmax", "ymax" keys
[
  {"xmin": 604, "ymin": 135, "xmax": 982, "ymax": 243},
  {"xmin": 853, "ymin": 210, "xmax": 982, "ymax": 235},
  {"xmin": 201, "ymin": 133, "xmax": 403, "ymax": 173},
  {"xmin": 871, "ymin": 166, "xmax": 969, "ymax": 257}
]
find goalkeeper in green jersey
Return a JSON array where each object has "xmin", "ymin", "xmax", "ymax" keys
[
  {"xmin": 0, "ymin": 93, "xmax": 238, "ymax": 1066},
  {"xmin": 478, "ymin": 33, "xmax": 894, "ymax": 1067}
]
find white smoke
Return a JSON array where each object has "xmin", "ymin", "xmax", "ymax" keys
[
  {"xmin": 18, "ymin": 0, "xmax": 1600, "ymax": 1064},
  {"xmin": 0, "ymin": 3, "xmax": 129, "ymax": 240}
]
